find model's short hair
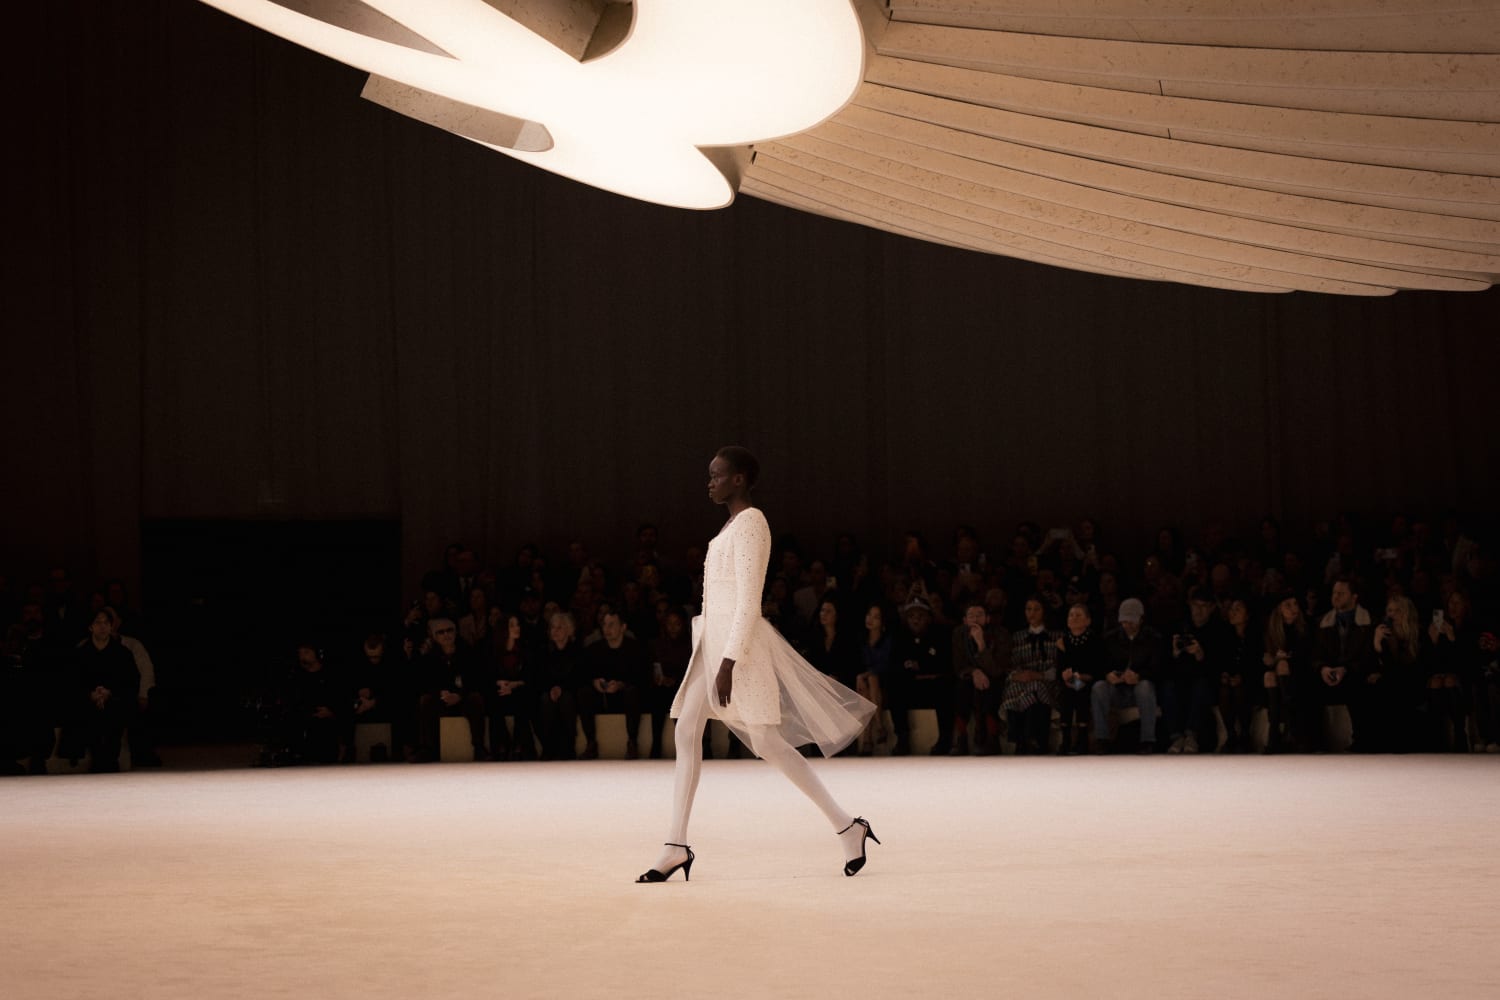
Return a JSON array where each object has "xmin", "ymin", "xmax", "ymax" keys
[{"xmin": 716, "ymin": 445, "xmax": 760, "ymax": 489}]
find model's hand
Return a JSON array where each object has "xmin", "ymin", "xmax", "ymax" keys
[{"xmin": 716, "ymin": 659, "xmax": 735, "ymax": 707}]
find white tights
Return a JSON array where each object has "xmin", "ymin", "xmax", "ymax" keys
[{"xmin": 654, "ymin": 665, "xmax": 855, "ymax": 869}]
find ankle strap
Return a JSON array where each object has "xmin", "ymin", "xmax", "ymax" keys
[
  {"xmin": 664, "ymin": 842, "xmax": 690, "ymax": 849},
  {"xmin": 835, "ymin": 817, "xmax": 867, "ymax": 836}
]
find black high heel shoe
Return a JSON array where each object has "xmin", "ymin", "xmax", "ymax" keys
[
  {"xmin": 636, "ymin": 843, "xmax": 694, "ymax": 883},
  {"xmin": 837, "ymin": 817, "xmax": 880, "ymax": 877}
]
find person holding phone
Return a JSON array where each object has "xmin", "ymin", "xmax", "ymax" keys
[
  {"xmin": 1427, "ymin": 591, "xmax": 1479, "ymax": 752},
  {"xmin": 1368, "ymin": 596, "xmax": 1425, "ymax": 752},
  {"xmin": 637, "ymin": 447, "xmax": 877, "ymax": 883}
]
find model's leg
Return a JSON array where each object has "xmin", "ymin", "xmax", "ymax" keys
[
  {"xmin": 648, "ymin": 668, "xmax": 708, "ymax": 874},
  {"xmin": 744, "ymin": 722, "xmax": 874, "ymax": 869}
]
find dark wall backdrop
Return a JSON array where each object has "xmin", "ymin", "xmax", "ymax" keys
[{"xmin": 5, "ymin": 0, "xmax": 1498, "ymax": 594}]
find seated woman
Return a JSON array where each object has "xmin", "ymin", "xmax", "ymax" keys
[
  {"xmin": 487, "ymin": 614, "xmax": 535, "ymax": 760},
  {"xmin": 1428, "ymin": 590, "xmax": 1480, "ymax": 752},
  {"xmin": 855, "ymin": 603, "xmax": 892, "ymax": 755},
  {"xmin": 1367, "ymin": 596, "xmax": 1426, "ymax": 753},
  {"xmin": 1218, "ymin": 597, "xmax": 1262, "ymax": 753},
  {"xmin": 1263, "ymin": 593, "xmax": 1314, "ymax": 753},
  {"xmin": 1003, "ymin": 597, "xmax": 1060, "ymax": 755}
]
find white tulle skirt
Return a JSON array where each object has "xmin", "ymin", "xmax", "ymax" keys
[{"xmin": 672, "ymin": 615, "xmax": 876, "ymax": 758}]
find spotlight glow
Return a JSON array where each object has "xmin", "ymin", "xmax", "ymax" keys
[{"xmin": 197, "ymin": 0, "xmax": 866, "ymax": 208}]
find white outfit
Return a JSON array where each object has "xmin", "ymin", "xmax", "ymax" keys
[{"xmin": 669, "ymin": 507, "xmax": 873, "ymax": 755}]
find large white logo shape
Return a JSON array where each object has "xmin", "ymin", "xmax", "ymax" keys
[{"xmin": 198, "ymin": 0, "xmax": 866, "ymax": 208}]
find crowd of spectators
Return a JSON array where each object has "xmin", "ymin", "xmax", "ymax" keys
[
  {"xmin": 0, "ymin": 572, "xmax": 160, "ymax": 774},
  {"xmin": 6, "ymin": 510, "xmax": 1500, "ymax": 773}
]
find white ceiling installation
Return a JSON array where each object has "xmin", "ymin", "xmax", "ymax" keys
[
  {"xmin": 196, "ymin": 0, "xmax": 865, "ymax": 208},
  {"xmin": 743, "ymin": 1, "xmax": 1500, "ymax": 294},
  {"xmin": 200, "ymin": 0, "xmax": 1500, "ymax": 293}
]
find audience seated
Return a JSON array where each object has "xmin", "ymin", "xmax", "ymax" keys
[
  {"xmin": 417, "ymin": 618, "xmax": 487, "ymax": 762},
  {"xmin": 4, "ymin": 509, "xmax": 1497, "ymax": 774},
  {"xmin": 74, "ymin": 609, "xmax": 140, "ymax": 773},
  {"xmin": 577, "ymin": 610, "xmax": 646, "ymax": 759},
  {"xmin": 853, "ymin": 603, "xmax": 892, "ymax": 755},
  {"xmin": 1056, "ymin": 603, "xmax": 1103, "ymax": 755},
  {"xmin": 1163, "ymin": 587, "xmax": 1227, "ymax": 755},
  {"xmin": 950, "ymin": 598, "xmax": 1005, "ymax": 756},
  {"xmin": 1003, "ymin": 597, "xmax": 1060, "ymax": 755},
  {"xmin": 887, "ymin": 597, "xmax": 952, "ymax": 756},
  {"xmin": 1311, "ymin": 577, "xmax": 1373, "ymax": 752},
  {"xmin": 1091, "ymin": 598, "xmax": 1162, "ymax": 754},
  {"xmin": 1218, "ymin": 597, "xmax": 1261, "ymax": 753}
]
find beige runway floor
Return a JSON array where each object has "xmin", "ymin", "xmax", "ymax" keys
[{"xmin": 3, "ymin": 755, "xmax": 1497, "ymax": 1000}]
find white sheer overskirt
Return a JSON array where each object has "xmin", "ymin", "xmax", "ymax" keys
[{"xmin": 672, "ymin": 613, "xmax": 875, "ymax": 759}]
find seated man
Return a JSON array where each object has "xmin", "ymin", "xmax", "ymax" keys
[
  {"xmin": 74, "ymin": 608, "xmax": 140, "ymax": 773},
  {"xmin": 3, "ymin": 600, "xmax": 65, "ymax": 774},
  {"xmin": 417, "ymin": 618, "xmax": 487, "ymax": 761},
  {"xmin": 577, "ymin": 610, "xmax": 647, "ymax": 759},
  {"xmin": 1090, "ymin": 598, "xmax": 1163, "ymax": 754},
  {"xmin": 346, "ymin": 633, "xmax": 392, "ymax": 761},
  {"xmin": 1311, "ymin": 576, "xmax": 1373, "ymax": 752},
  {"xmin": 886, "ymin": 597, "xmax": 953, "ymax": 755},
  {"xmin": 1162, "ymin": 587, "xmax": 1227, "ymax": 754},
  {"xmin": 105, "ymin": 607, "xmax": 163, "ymax": 767},
  {"xmin": 284, "ymin": 643, "xmax": 345, "ymax": 765},
  {"xmin": 648, "ymin": 609, "xmax": 693, "ymax": 760}
]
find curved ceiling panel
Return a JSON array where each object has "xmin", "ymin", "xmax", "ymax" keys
[{"xmin": 743, "ymin": 0, "xmax": 1500, "ymax": 292}]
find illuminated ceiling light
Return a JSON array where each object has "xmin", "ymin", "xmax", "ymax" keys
[{"xmin": 197, "ymin": 0, "xmax": 867, "ymax": 208}]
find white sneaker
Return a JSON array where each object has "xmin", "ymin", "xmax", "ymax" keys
[
  {"xmin": 1184, "ymin": 732, "xmax": 1200, "ymax": 754},
  {"xmin": 1167, "ymin": 736, "xmax": 1185, "ymax": 754}
]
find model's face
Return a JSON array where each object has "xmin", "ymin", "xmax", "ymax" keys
[{"xmin": 707, "ymin": 456, "xmax": 738, "ymax": 505}]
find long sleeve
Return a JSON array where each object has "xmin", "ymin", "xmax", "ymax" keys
[{"xmin": 722, "ymin": 509, "xmax": 771, "ymax": 664}]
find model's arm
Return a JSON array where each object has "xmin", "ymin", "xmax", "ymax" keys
[{"xmin": 716, "ymin": 511, "xmax": 771, "ymax": 703}]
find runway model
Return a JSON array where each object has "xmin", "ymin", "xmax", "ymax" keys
[{"xmin": 638, "ymin": 446, "xmax": 879, "ymax": 883}]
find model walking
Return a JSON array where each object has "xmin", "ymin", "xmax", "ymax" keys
[{"xmin": 638, "ymin": 446, "xmax": 879, "ymax": 882}]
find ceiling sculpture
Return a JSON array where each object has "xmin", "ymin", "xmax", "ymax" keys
[{"xmin": 202, "ymin": 0, "xmax": 1500, "ymax": 294}]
